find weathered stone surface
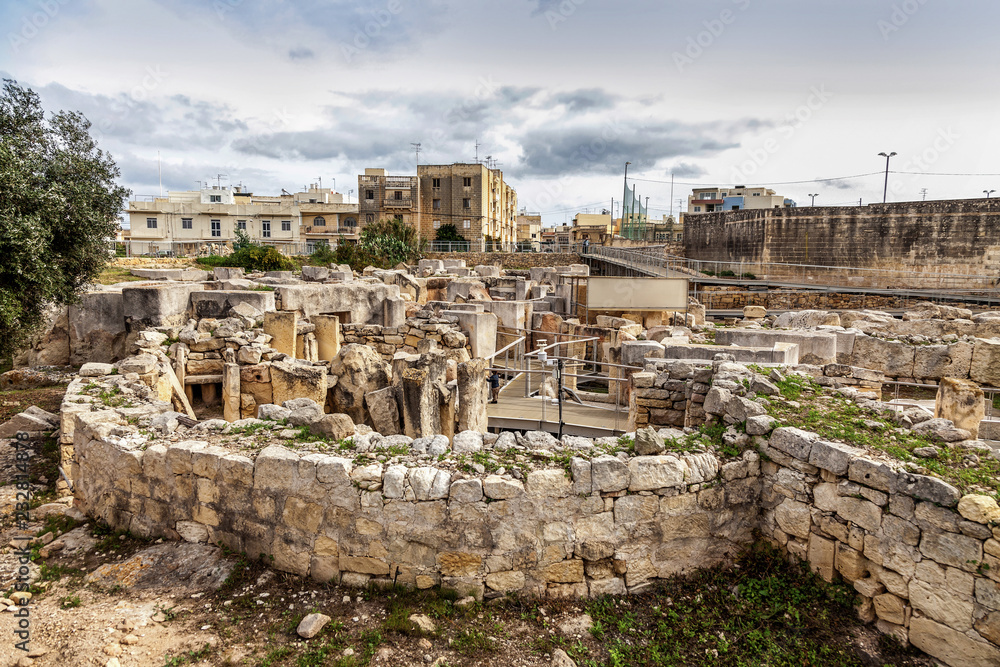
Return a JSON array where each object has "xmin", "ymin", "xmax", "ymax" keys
[
  {"xmin": 807, "ymin": 440, "xmax": 863, "ymax": 476},
  {"xmin": 452, "ymin": 430, "xmax": 484, "ymax": 454},
  {"xmin": 935, "ymin": 377, "xmax": 985, "ymax": 439},
  {"xmin": 449, "ymin": 479, "xmax": 484, "ymax": 503},
  {"xmin": 633, "ymin": 426, "xmax": 665, "ymax": 455},
  {"xmin": 958, "ymin": 494, "xmax": 1000, "ymax": 525},
  {"xmin": 297, "ymin": 613, "xmax": 332, "ymax": 638},
  {"xmin": 971, "ymin": 337, "xmax": 1000, "ymax": 387},
  {"xmin": 330, "ymin": 344, "xmax": 391, "ymax": 426},
  {"xmin": 912, "ymin": 417, "xmax": 971, "ymax": 443},
  {"xmin": 311, "ymin": 413, "xmax": 355, "ymax": 441},
  {"xmin": 527, "ymin": 469, "xmax": 572, "ymax": 497},
  {"xmin": 768, "ymin": 427, "xmax": 815, "ymax": 460},
  {"xmin": 483, "ymin": 475, "xmax": 524, "ymax": 499},
  {"xmin": 894, "ymin": 472, "xmax": 961, "ymax": 507},
  {"xmin": 909, "ymin": 616, "xmax": 1000, "ymax": 667},
  {"xmin": 851, "ymin": 335, "xmax": 914, "ymax": 377},
  {"xmin": 920, "ymin": 530, "xmax": 983, "ymax": 571},
  {"xmin": 628, "ymin": 456, "xmax": 686, "ymax": 491},
  {"xmin": 774, "ymin": 498, "xmax": 812, "ymax": 539},
  {"xmin": 591, "ymin": 455, "xmax": 629, "ymax": 493},
  {"xmin": 485, "ymin": 570, "xmax": 525, "ymax": 593},
  {"xmin": 409, "ymin": 467, "xmax": 451, "ymax": 500},
  {"xmin": 271, "ymin": 360, "xmax": 327, "ymax": 408},
  {"xmin": 746, "ymin": 415, "xmax": 779, "ymax": 436},
  {"xmin": 364, "ymin": 386, "xmax": 401, "ymax": 436}
]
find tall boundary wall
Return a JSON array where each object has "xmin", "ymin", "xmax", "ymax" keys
[{"xmin": 683, "ymin": 198, "xmax": 1000, "ymax": 288}]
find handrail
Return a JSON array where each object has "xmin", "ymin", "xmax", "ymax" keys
[{"xmin": 485, "ymin": 336, "xmax": 525, "ymax": 362}]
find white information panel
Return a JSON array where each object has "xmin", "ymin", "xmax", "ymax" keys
[{"xmin": 586, "ymin": 277, "xmax": 688, "ymax": 311}]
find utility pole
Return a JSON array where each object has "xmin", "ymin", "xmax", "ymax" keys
[
  {"xmin": 412, "ymin": 142, "xmax": 422, "ymax": 242},
  {"xmin": 669, "ymin": 173, "xmax": 674, "ymax": 217},
  {"xmin": 808, "ymin": 193, "xmax": 818, "ymax": 206},
  {"xmin": 920, "ymin": 188, "xmax": 928, "ymax": 201},
  {"xmin": 623, "ymin": 162, "xmax": 631, "ymax": 239}
]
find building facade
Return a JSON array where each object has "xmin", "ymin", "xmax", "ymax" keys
[
  {"xmin": 686, "ymin": 186, "xmax": 793, "ymax": 214},
  {"xmin": 516, "ymin": 212, "xmax": 542, "ymax": 250},
  {"xmin": 359, "ymin": 163, "xmax": 518, "ymax": 250},
  {"xmin": 125, "ymin": 184, "xmax": 358, "ymax": 255},
  {"xmin": 570, "ymin": 213, "xmax": 614, "ymax": 246}
]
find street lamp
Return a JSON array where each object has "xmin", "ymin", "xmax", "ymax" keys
[
  {"xmin": 985, "ymin": 190, "xmax": 996, "ymax": 199},
  {"xmin": 878, "ymin": 152, "xmax": 896, "ymax": 204},
  {"xmin": 808, "ymin": 193, "xmax": 818, "ymax": 206},
  {"xmin": 623, "ymin": 162, "xmax": 631, "ymax": 238}
]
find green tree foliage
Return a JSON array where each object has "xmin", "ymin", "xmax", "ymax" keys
[
  {"xmin": 434, "ymin": 222, "xmax": 470, "ymax": 251},
  {"xmin": 0, "ymin": 79, "xmax": 130, "ymax": 359},
  {"xmin": 357, "ymin": 218, "xmax": 425, "ymax": 268}
]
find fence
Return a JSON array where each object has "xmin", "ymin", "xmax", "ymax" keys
[{"xmin": 115, "ymin": 240, "xmax": 324, "ymax": 258}]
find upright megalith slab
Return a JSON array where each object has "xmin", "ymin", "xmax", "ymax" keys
[
  {"xmin": 457, "ymin": 359, "xmax": 489, "ymax": 433},
  {"xmin": 935, "ymin": 377, "xmax": 985, "ymax": 439},
  {"xmin": 365, "ymin": 386, "xmax": 401, "ymax": 435},
  {"xmin": 264, "ymin": 311, "xmax": 297, "ymax": 358},
  {"xmin": 223, "ymin": 362, "xmax": 241, "ymax": 422},
  {"xmin": 329, "ymin": 344, "xmax": 392, "ymax": 426},
  {"xmin": 312, "ymin": 315, "xmax": 341, "ymax": 362},
  {"xmin": 401, "ymin": 367, "xmax": 438, "ymax": 438}
]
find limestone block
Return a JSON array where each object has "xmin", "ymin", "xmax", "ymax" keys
[
  {"xmin": 588, "ymin": 577, "xmax": 626, "ymax": 597},
  {"xmin": 743, "ymin": 305, "xmax": 767, "ymax": 319},
  {"xmin": 365, "ymin": 386, "xmax": 401, "ymax": 436},
  {"xmin": 311, "ymin": 413, "xmax": 355, "ymax": 441},
  {"xmin": 895, "ymin": 472, "xmax": 961, "ymax": 507},
  {"xmin": 808, "ymin": 440, "xmax": 864, "ymax": 476},
  {"xmin": 350, "ymin": 463, "xmax": 383, "ymax": 491},
  {"xmin": 527, "ymin": 469, "xmax": 572, "ymax": 498},
  {"xmin": 485, "ymin": 570, "xmax": 525, "ymax": 593},
  {"xmin": 409, "ymin": 467, "xmax": 451, "ymax": 500},
  {"xmin": 544, "ymin": 560, "xmax": 585, "ymax": 583},
  {"xmin": 627, "ymin": 456, "xmax": 687, "ymax": 491},
  {"xmin": 909, "ymin": 579, "xmax": 974, "ymax": 632},
  {"xmin": 483, "ymin": 475, "xmax": 524, "ymax": 499},
  {"xmin": 570, "ymin": 457, "xmax": 592, "ymax": 496},
  {"xmin": 254, "ymin": 445, "xmax": 300, "ymax": 491},
  {"xmin": 958, "ymin": 494, "xmax": 1000, "ymax": 525},
  {"xmin": 768, "ymin": 427, "xmax": 815, "ymax": 460},
  {"xmin": 449, "ymin": 479, "xmax": 484, "ymax": 503},
  {"xmin": 851, "ymin": 335, "xmax": 914, "ymax": 377},
  {"xmin": 264, "ymin": 311, "xmax": 297, "ymax": 358},
  {"xmin": 909, "ymin": 616, "xmax": 1000, "ymax": 667},
  {"xmin": 270, "ymin": 360, "xmax": 327, "ymax": 408},
  {"xmin": 913, "ymin": 342, "xmax": 973, "ymax": 380},
  {"xmin": 848, "ymin": 458, "xmax": 897, "ymax": 492},
  {"xmin": 935, "ymin": 377, "xmax": 985, "ymax": 439},
  {"xmin": 920, "ymin": 530, "xmax": 983, "ymax": 572},
  {"xmin": 452, "ymin": 430, "xmax": 483, "ymax": 454},
  {"xmin": 807, "ymin": 534, "xmax": 836, "ymax": 582},
  {"xmin": 836, "ymin": 496, "xmax": 882, "ymax": 532},
  {"xmin": 971, "ymin": 337, "xmax": 1000, "ymax": 386},
  {"xmin": 591, "ymin": 455, "xmax": 629, "ymax": 493},
  {"xmin": 835, "ymin": 543, "xmax": 870, "ymax": 581},
  {"xmin": 774, "ymin": 498, "xmax": 812, "ymax": 539}
]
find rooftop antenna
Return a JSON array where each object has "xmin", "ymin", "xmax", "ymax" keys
[
  {"xmin": 215, "ymin": 173, "xmax": 228, "ymax": 188},
  {"xmin": 318, "ymin": 176, "xmax": 322, "ymax": 190},
  {"xmin": 157, "ymin": 151, "xmax": 162, "ymax": 197},
  {"xmin": 920, "ymin": 188, "xmax": 928, "ymax": 201},
  {"xmin": 474, "ymin": 140, "xmax": 480, "ymax": 163},
  {"xmin": 411, "ymin": 142, "xmax": 421, "ymax": 167}
]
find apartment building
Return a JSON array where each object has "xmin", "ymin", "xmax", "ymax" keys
[
  {"xmin": 126, "ymin": 184, "xmax": 358, "ymax": 255},
  {"xmin": 686, "ymin": 186, "xmax": 793, "ymax": 214},
  {"xmin": 516, "ymin": 212, "xmax": 542, "ymax": 250},
  {"xmin": 571, "ymin": 213, "xmax": 614, "ymax": 246},
  {"xmin": 358, "ymin": 163, "xmax": 518, "ymax": 250}
]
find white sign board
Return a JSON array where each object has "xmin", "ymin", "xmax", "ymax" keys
[{"xmin": 586, "ymin": 277, "xmax": 688, "ymax": 311}]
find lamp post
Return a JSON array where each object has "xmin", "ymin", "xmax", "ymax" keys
[
  {"xmin": 878, "ymin": 152, "xmax": 896, "ymax": 204},
  {"xmin": 985, "ymin": 190, "xmax": 996, "ymax": 199},
  {"xmin": 808, "ymin": 193, "xmax": 818, "ymax": 206}
]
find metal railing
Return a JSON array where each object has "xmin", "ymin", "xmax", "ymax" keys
[{"xmin": 426, "ymin": 241, "xmax": 592, "ymax": 254}]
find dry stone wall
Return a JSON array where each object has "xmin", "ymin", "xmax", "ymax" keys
[{"xmin": 423, "ymin": 252, "xmax": 582, "ymax": 269}]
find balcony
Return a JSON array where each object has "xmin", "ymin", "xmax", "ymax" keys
[{"xmin": 383, "ymin": 198, "xmax": 413, "ymax": 208}]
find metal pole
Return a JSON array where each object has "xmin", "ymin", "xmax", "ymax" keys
[{"xmin": 557, "ymin": 358, "xmax": 565, "ymax": 439}]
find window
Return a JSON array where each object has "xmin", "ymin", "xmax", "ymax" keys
[
  {"xmin": 365, "ymin": 190, "xmax": 374, "ymax": 200},
  {"xmin": 433, "ymin": 220, "xmax": 441, "ymax": 229},
  {"xmin": 313, "ymin": 216, "xmax": 326, "ymax": 227},
  {"xmin": 463, "ymin": 177, "xmax": 471, "ymax": 187},
  {"xmin": 209, "ymin": 195, "xmax": 221, "ymax": 203},
  {"xmin": 181, "ymin": 218, "xmax": 192, "ymax": 229},
  {"xmin": 463, "ymin": 198, "xmax": 471, "ymax": 208},
  {"xmin": 433, "ymin": 198, "xmax": 441, "ymax": 209},
  {"xmin": 365, "ymin": 213, "xmax": 374, "ymax": 223},
  {"xmin": 237, "ymin": 219, "xmax": 246, "ymax": 230},
  {"xmin": 432, "ymin": 178, "xmax": 440, "ymax": 188},
  {"xmin": 731, "ymin": 205, "xmax": 740, "ymax": 210},
  {"xmin": 394, "ymin": 190, "xmax": 402, "ymax": 200},
  {"xmin": 211, "ymin": 219, "xmax": 221, "ymax": 237},
  {"xmin": 694, "ymin": 206, "xmax": 701, "ymax": 212},
  {"xmin": 281, "ymin": 220, "xmax": 291, "ymax": 231},
  {"xmin": 309, "ymin": 198, "xmax": 317, "ymax": 203},
  {"xmin": 393, "ymin": 214, "xmax": 403, "ymax": 222},
  {"xmin": 463, "ymin": 219, "xmax": 471, "ymax": 229},
  {"xmin": 343, "ymin": 217, "xmax": 356, "ymax": 228},
  {"xmin": 699, "ymin": 192, "xmax": 715, "ymax": 200},
  {"xmin": 146, "ymin": 217, "xmax": 157, "ymax": 229},
  {"xmin": 262, "ymin": 221, "xmax": 271, "ymax": 238},
  {"xmin": 752, "ymin": 192, "xmax": 761, "ymax": 196}
]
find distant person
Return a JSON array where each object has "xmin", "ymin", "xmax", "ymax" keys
[
  {"xmin": 583, "ymin": 238, "xmax": 590, "ymax": 252},
  {"xmin": 489, "ymin": 370, "xmax": 501, "ymax": 404}
]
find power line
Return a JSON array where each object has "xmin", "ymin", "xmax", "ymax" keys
[
  {"xmin": 890, "ymin": 170, "xmax": 1000, "ymax": 177},
  {"xmin": 630, "ymin": 172, "xmax": 884, "ymax": 187}
]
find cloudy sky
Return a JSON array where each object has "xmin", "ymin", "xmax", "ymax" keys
[{"xmin": 3, "ymin": 0, "xmax": 999, "ymax": 225}]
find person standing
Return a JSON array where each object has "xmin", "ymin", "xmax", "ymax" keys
[{"xmin": 489, "ymin": 370, "xmax": 501, "ymax": 404}]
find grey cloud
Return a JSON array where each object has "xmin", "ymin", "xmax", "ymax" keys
[
  {"xmin": 514, "ymin": 119, "xmax": 771, "ymax": 177},
  {"xmin": 288, "ymin": 48, "xmax": 315, "ymax": 60},
  {"xmin": 666, "ymin": 162, "xmax": 707, "ymax": 178},
  {"xmin": 553, "ymin": 89, "xmax": 617, "ymax": 112}
]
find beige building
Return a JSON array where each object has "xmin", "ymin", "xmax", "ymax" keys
[
  {"xmin": 125, "ymin": 184, "xmax": 358, "ymax": 255},
  {"xmin": 358, "ymin": 163, "xmax": 518, "ymax": 250},
  {"xmin": 686, "ymin": 186, "xmax": 792, "ymax": 214},
  {"xmin": 516, "ymin": 212, "xmax": 542, "ymax": 250},
  {"xmin": 571, "ymin": 213, "xmax": 614, "ymax": 246}
]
